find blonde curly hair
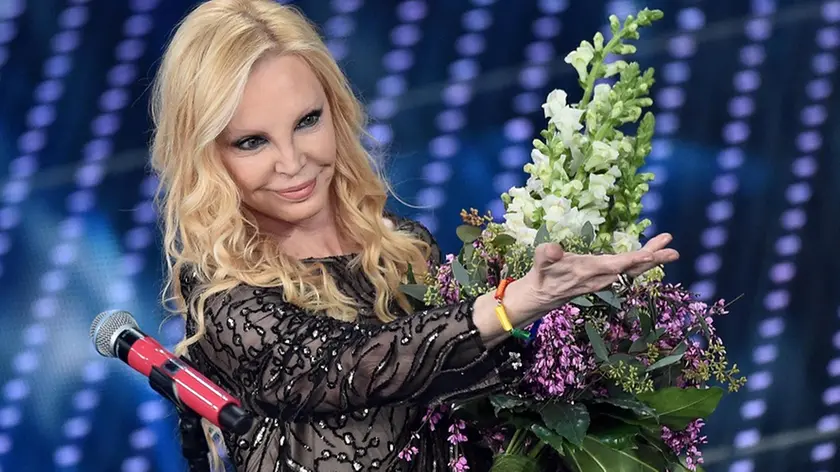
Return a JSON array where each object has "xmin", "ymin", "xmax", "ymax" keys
[{"xmin": 150, "ymin": 0, "xmax": 431, "ymax": 415}]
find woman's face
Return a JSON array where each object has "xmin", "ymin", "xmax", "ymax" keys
[{"xmin": 219, "ymin": 53, "xmax": 337, "ymax": 230}]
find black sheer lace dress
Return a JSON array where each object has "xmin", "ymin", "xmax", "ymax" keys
[{"xmin": 177, "ymin": 215, "xmax": 523, "ymax": 472}]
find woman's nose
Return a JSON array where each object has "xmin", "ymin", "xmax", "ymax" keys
[{"xmin": 271, "ymin": 141, "xmax": 305, "ymax": 175}]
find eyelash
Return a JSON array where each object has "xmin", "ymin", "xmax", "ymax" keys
[{"xmin": 232, "ymin": 108, "xmax": 324, "ymax": 151}]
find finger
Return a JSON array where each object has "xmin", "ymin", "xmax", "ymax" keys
[
  {"xmin": 534, "ymin": 242, "xmax": 565, "ymax": 267},
  {"xmin": 599, "ymin": 251, "xmax": 654, "ymax": 275},
  {"xmin": 625, "ymin": 249, "xmax": 681, "ymax": 277},
  {"xmin": 642, "ymin": 233, "xmax": 672, "ymax": 252}
]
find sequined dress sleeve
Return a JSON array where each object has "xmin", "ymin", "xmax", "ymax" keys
[{"xmin": 177, "ymin": 216, "xmax": 521, "ymax": 471}]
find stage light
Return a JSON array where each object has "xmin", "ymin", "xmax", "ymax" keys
[{"xmin": 481, "ymin": 0, "xmax": 568, "ymax": 221}]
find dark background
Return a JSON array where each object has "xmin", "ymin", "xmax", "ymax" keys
[{"xmin": 0, "ymin": 0, "xmax": 838, "ymax": 471}]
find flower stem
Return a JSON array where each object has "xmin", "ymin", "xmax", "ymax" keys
[
  {"xmin": 579, "ymin": 34, "xmax": 623, "ymax": 110},
  {"xmin": 506, "ymin": 428, "xmax": 525, "ymax": 455},
  {"xmin": 528, "ymin": 441, "xmax": 547, "ymax": 458}
]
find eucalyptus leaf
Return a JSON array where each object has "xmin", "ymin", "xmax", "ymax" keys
[
  {"xmin": 645, "ymin": 352, "xmax": 685, "ymax": 372},
  {"xmin": 628, "ymin": 338, "xmax": 648, "ymax": 354},
  {"xmin": 585, "ymin": 321, "xmax": 610, "ymax": 363},
  {"xmin": 406, "ymin": 263, "xmax": 417, "ymax": 284},
  {"xmin": 595, "ymin": 290, "xmax": 623, "ymax": 309},
  {"xmin": 535, "ymin": 223, "xmax": 551, "ymax": 245},
  {"xmin": 456, "ymin": 224, "xmax": 482, "ymax": 244},
  {"xmin": 451, "ymin": 259, "xmax": 471, "ymax": 286},
  {"xmin": 539, "ymin": 402, "xmax": 590, "ymax": 447},
  {"xmin": 639, "ymin": 310, "xmax": 652, "ymax": 338},
  {"xmin": 637, "ymin": 387, "xmax": 724, "ymax": 429},
  {"xmin": 570, "ymin": 296, "xmax": 594, "ymax": 307},
  {"xmin": 581, "ymin": 221, "xmax": 596, "ymax": 246},
  {"xmin": 493, "ymin": 233, "xmax": 516, "ymax": 247},
  {"xmin": 463, "ymin": 242, "xmax": 475, "ymax": 264},
  {"xmin": 399, "ymin": 284, "xmax": 428, "ymax": 302}
]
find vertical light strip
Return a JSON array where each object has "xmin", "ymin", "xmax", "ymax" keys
[
  {"xmin": 640, "ymin": 1, "xmax": 706, "ymax": 237},
  {"xmin": 729, "ymin": 2, "xmax": 838, "ymax": 472},
  {"xmin": 0, "ymin": 1, "xmax": 26, "ymax": 80},
  {"xmin": 484, "ymin": 0, "xmax": 569, "ymax": 218},
  {"xmin": 688, "ymin": 0, "xmax": 775, "ymax": 302},
  {"xmin": 414, "ymin": 0, "xmax": 497, "ymax": 233},
  {"xmin": 2, "ymin": 1, "xmax": 158, "ymax": 469},
  {"xmin": 0, "ymin": 0, "xmax": 88, "ymax": 462},
  {"xmin": 0, "ymin": 0, "xmax": 86, "ymax": 279},
  {"xmin": 364, "ymin": 0, "xmax": 428, "ymax": 153},
  {"xmin": 809, "ymin": 1, "xmax": 840, "ymax": 470}
]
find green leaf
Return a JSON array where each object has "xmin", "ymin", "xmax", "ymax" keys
[
  {"xmin": 406, "ymin": 263, "xmax": 417, "ymax": 284},
  {"xmin": 534, "ymin": 223, "xmax": 551, "ymax": 245},
  {"xmin": 628, "ymin": 338, "xmax": 648, "ymax": 354},
  {"xmin": 539, "ymin": 402, "xmax": 590, "ymax": 447},
  {"xmin": 493, "ymin": 233, "xmax": 516, "ymax": 247},
  {"xmin": 490, "ymin": 395, "xmax": 529, "ymax": 415},
  {"xmin": 451, "ymin": 258, "xmax": 471, "ymax": 286},
  {"xmin": 530, "ymin": 424, "xmax": 567, "ymax": 455},
  {"xmin": 456, "ymin": 224, "xmax": 482, "ymax": 244},
  {"xmin": 462, "ymin": 241, "xmax": 475, "ymax": 264},
  {"xmin": 646, "ymin": 352, "xmax": 685, "ymax": 372},
  {"xmin": 590, "ymin": 423, "xmax": 639, "ymax": 449},
  {"xmin": 490, "ymin": 454, "xmax": 542, "ymax": 472},
  {"xmin": 593, "ymin": 396, "xmax": 657, "ymax": 419},
  {"xmin": 585, "ymin": 321, "xmax": 610, "ymax": 362},
  {"xmin": 571, "ymin": 296, "xmax": 594, "ymax": 307},
  {"xmin": 638, "ymin": 310, "xmax": 652, "ymax": 338},
  {"xmin": 566, "ymin": 436, "xmax": 659, "ymax": 472},
  {"xmin": 595, "ymin": 290, "xmax": 623, "ymax": 309},
  {"xmin": 399, "ymin": 284, "xmax": 428, "ymax": 302},
  {"xmin": 637, "ymin": 387, "xmax": 724, "ymax": 429},
  {"xmin": 581, "ymin": 221, "xmax": 596, "ymax": 246}
]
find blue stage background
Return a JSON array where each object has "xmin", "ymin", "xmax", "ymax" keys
[{"xmin": 1, "ymin": 0, "xmax": 839, "ymax": 471}]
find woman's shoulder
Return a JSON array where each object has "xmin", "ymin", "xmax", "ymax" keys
[{"xmin": 383, "ymin": 210, "xmax": 436, "ymax": 245}]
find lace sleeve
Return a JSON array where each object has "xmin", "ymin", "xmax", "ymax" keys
[{"xmin": 186, "ymin": 284, "xmax": 511, "ymax": 421}]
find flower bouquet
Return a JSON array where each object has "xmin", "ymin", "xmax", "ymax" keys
[{"xmin": 399, "ymin": 9, "xmax": 746, "ymax": 472}]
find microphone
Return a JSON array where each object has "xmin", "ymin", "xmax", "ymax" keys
[{"xmin": 90, "ymin": 310, "xmax": 254, "ymax": 436}]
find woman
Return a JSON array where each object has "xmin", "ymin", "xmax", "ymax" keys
[{"xmin": 150, "ymin": 1, "xmax": 679, "ymax": 471}]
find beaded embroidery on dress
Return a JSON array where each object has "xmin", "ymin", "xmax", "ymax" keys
[{"xmin": 178, "ymin": 214, "xmax": 522, "ymax": 471}]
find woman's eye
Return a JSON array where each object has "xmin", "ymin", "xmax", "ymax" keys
[
  {"xmin": 233, "ymin": 136, "xmax": 267, "ymax": 151},
  {"xmin": 296, "ymin": 109, "xmax": 322, "ymax": 130}
]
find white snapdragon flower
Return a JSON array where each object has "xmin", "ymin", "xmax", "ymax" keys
[
  {"xmin": 542, "ymin": 90, "xmax": 585, "ymax": 145},
  {"xmin": 578, "ymin": 173, "xmax": 615, "ymax": 209},
  {"xmin": 584, "ymin": 140, "xmax": 620, "ymax": 172},
  {"xmin": 507, "ymin": 187, "xmax": 540, "ymax": 223},
  {"xmin": 564, "ymin": 41, "xmax": 595, "ymax": 82},
  {"xmin": 543, "ymin": 194, "xmax": 605, "ymax": 241},
  {"xmin": 503, "ymin": 211, "xmax": 538, "ymax": 246},
  {"xmin": 591, "ymin": 83, "xmax": 612, "ymax": 109},
  {"xmin": 611, "ymin": 230, "xmax": 642, "ymax": 253}
]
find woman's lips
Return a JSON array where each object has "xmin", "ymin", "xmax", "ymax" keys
[{"xmin": 274, "ymin": 179, "xmax": 316, "ymax": 201}]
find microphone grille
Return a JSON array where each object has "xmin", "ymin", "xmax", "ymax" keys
[{"xmin": 90, "ymin": 310, "xmax": 139, "ymax": 357}]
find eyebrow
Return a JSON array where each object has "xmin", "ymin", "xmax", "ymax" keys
[{"xmin": 224, "ymin": 101, "xmax": 325, "ymax": 138}]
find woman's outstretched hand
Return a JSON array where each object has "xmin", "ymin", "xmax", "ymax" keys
[{"xmin": 505, "ymin": 233, "xmax": 680, "ymax": 323}]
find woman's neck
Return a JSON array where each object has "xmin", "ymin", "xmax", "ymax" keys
[{"xmin": 253, "ymin": 205, "xmax": 356, "ymax": 260}]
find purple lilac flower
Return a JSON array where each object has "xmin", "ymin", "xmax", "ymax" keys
[
  {"xmin": 447, "ymin": 420, "xmax": 468, "ymax": 445},
  {"xmin": 398, "ymin": 445, "xmax": 419, "ymax": 462},
  {"xmin": 661, "ymin": 419, "xmax": 707, "ymax": 471},
  {"xmin": 524, "ymin": 305, "xmax": 596, "ymax": 398},
  {"xmin": 449, "ymin": 455, "xmax": 470, "ymax": 472}
]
